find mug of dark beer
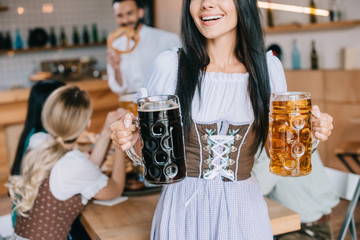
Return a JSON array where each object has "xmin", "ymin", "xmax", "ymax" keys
[
  {"xmin": 269, "ymin": 92, "xmax": 319, "ymax": 177},
  {"xmin": 126, "ymin": 95, "xmax": 186, "ymax": 185}
]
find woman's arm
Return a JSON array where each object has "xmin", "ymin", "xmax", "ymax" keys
[
  {"xmin": 93, "ymin": 148, "xmax": 126, "ymax": 200},
  {"xmin": 90, "ymin": 109, "xmax": 128, "ymax": 166}
]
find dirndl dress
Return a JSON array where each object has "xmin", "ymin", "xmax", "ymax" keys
[{"xmin": 144, "ymin": 49, "xmax": 287, "ymax": 240}]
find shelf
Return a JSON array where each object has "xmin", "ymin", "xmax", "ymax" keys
[
  {"xmin": 0, "ymin": 6, "xmax": 8, "ymax": 11},
  {"xmin": 264, "ymin": 20, "xmax": 360, "ymax": 34},
  {"xmin": 0, "ymin": 42, "xmax": 106, "ymax": 56}
]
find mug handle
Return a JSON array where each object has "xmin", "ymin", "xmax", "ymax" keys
[
  {"xmin": 125, "ymin": 119, "xmax": 143, "ymax": 165},
  {"xmin": 311, "ymin": 109, "xmax": 321, "ymax": 153},
  {"xmin": 312, "ymin": 139, "xmax": 320, "ymax": 153}
]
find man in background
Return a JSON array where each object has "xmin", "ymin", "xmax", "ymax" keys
[
  {"xmin": 107, "ymin": 0, "xmax": 181, "ymax": 95},
  {"xmin": 252, "ymin": 150, "xmax": 340, "ymax": 240}
]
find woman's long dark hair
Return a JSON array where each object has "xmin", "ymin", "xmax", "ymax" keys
[
  {"xmin": 176, "ymin": 0, "xmax": 270, "ymax": 154},
  {"xmin": 11, "ymin": 80, "xmax": 65, "ymax": 175}
]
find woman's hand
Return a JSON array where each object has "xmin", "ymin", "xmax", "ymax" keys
[
  {"xmin": 110, "ymin": 113, "xmax": 139, "ymax": 151},
  {"xmin": 90, "ymin": 108, "xmax": 128, "ymax": 166},
  {"xmin": 312, "ymin": 105, "xmax": 333, "ymax": 142},
  {"xmin": 103, "ymin": 108, "xmax": 128, "ymax": 135}
]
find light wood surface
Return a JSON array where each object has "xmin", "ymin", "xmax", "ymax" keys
[
  {"xmin": 0, "ymin": 43, "xmax": 106, "ymax": 56},
  {"xmin": 285, "ymin": 70, "xmax": 360, "ymax": 172},
  {"xmin": 264, "ymin": 20, "xmax": 360, "ymax": 34},
  {"xmin": 81, "ymin": 193, "xmax": 300, "ymax": 240}
]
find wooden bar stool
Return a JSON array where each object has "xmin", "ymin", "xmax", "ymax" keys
[{"xmin": 335, "ymin": 141, "xmax": 360, "ymax": 174}]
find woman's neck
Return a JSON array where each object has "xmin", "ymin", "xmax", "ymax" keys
[{"xmin": 206, "ymin": 33, "xmax": 246, "ymax": 74}]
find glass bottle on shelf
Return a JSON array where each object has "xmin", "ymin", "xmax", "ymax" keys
[
  {"xmin": 72, "ymin": 26, "xmax": 80, "ymax": 45},
  {"xmin": 329, "ymin": 0, "xmax": 338, "ymax": 22},
  {"xmin": 0, "ymin": 32, "xmax": 4, "ymax": 49},
  {"xmin": 4, "ymin": 31, "xmax": 12, "ymax": 50},
  {"xmin": 82, "ymin": 25, "xmax": 90, "ymax": 45},
  {"xmin": 311, "ymin": 40, "xmax": 319, "ymax": 70},
  {"xmin": 92, "ymin": 23, "xmax": 98, "ymax": 43},
  {"xmin": 60, "ymin": 27, "xmax": 67, "ymax": 47},
  {"xmin": 336, "ymin": 0, "xmax": 345, "ymax": 21},
  {"xmin": 28, "ymin": 29, "xmax": 33, "ymax": 48},
  {"xmin": 267, "ymin": 0, "xmax": 274, "ymax": 27},
  {"xmin": 101, "ymin": 29, "xmax": 107, "ymax": 44},
  {"xmin": 309, "ymin": 0, "xmax": 317, "ymax": 24},
  {"xmin": 49, "ymin": 27, "xmax": 57, "ymax": 47},
  {"xmin": 292, "ymin": 40, "xmax": 301, "ymax": 70},
  {"xmin": 15, "ymin": 29, "xmax": 23, "ymax": 49}
]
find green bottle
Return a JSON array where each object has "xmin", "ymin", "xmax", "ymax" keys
[
  {"xmin": 311, "ymin": 40, "xmax": 319, "ymax": 70},
  {"xmin": 60, "ymin": 27, "xmax": 67, "ymax": 47},
  {"xmin": 92, "ymin": 23, "xmax": 98, "ymax": 43},
  {"xmin": 309, "ymin": 0, "xmax": 317, "ymax": 24},
  {"xmin": 72, "ymin": 26, "xmax": 80, "ymax": 45},
  {"xmin": 267, "ymin": 0, "xmax": 274, "ymax": 27}
]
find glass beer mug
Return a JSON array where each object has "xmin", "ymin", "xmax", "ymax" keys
[
  {"xmin": 269, "ymin": 92, "xmax": 319, "ymax": 177},
  {"xmin": 126, "ymin": 95, "xmax": 186, "ymax": 184},
  {"xmin": 119, "ymin": 92, "xmax": 138, "ymax": 116}
]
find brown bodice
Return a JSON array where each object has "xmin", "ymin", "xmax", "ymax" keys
[
  {"xmin": 184, "ymin": 120, "xmax": 256, "ymax": 181},
  {"xmin": 15, "ymin": 177, "xmax": 84, "ymax": 240}
]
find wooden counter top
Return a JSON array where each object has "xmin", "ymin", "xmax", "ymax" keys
[{"xmin": 81, "ymin": 193, "xmax": 300, "ymax": 240}]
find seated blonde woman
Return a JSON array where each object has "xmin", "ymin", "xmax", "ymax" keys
[{"xmin": 7, "ymin": 85, "xmax": 126, "ymax": 240}]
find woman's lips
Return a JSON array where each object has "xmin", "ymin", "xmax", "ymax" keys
[{"xmin": 200, "ymin": 14, "xmax": 224, "ymax": 26}]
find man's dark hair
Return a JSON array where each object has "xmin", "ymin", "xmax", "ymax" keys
[{"xmin": 112, "ymin": 0, "xmax": 142, "ymax": 8}]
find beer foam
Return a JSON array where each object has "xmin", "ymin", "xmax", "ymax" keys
[
  {"xmin": 271, "ymin": 92, "xmax": 311, "ymax": 102},
  {"xmin": 138, "ymin": 105, "xmax": 179, "ymax": 112}
]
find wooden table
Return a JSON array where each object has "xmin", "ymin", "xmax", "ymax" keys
[{"xmin": 81, "ymin": 193, "xmax": 300, "ymax": 240}]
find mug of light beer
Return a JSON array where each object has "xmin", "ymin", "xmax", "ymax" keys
[
  {"xmin": 269, "ymin": 92, "xmax": 319, "ymax": 177},
  {"xmin": 119, "ymin": 92, "xmax": 138, "ymax": 116},
  {"xmin": 126, "ymin": 95, "xmax": 186, "ymax": 184}
]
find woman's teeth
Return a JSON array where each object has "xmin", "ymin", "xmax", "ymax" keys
[{"xmin": 201, "ymin": 15, "xmax": 223, "ymax": 22}]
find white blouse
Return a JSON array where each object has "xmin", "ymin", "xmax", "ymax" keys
[
  {"xmin": 28, "ymin": 132, "xmax": 108, "ymax": 205},
  {"xmin": 144, "ymin": 48, "xmax": 287, "ymax": 124}
]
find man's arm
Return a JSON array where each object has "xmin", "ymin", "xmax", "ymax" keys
[
  {"xmin": 107, "ymin": 49, "xmax": 129, "ymax": 95},
  {"xmin": 107, "ymin": 49, "xmax": 123, "ymax": 87}
]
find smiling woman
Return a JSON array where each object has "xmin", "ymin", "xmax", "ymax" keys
[
  {"xmin": 190, "ymin": 0, "xmax": 238, "ymax": 39},
  {"xmin": 109, "ymin": 0, "xmax": 334, "ymax": 239}
]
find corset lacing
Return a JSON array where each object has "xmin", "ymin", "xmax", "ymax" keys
[{"xmin": 185, "ymin": 132, "xmax": 239, "ymax": 207}]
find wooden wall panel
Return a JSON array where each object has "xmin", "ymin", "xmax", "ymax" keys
[
  {"xmin": 0, "ymin": 127, "xmax": 9, "ymax": 195},
  {"xmin": 324, "ymin": 70, "xmax": 360, "ymax": 104},
  {"xmin": 285, "ymin": 70, "xmax": 360, "ymax": 172},
  {"xmin": 285, "ymin": 70, "xmax": 324, "ymax": 102},
  {"xmin": 325, "ymin": 103, "xmax": 360, "ymax": 171}
]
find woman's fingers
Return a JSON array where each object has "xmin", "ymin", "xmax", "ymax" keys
[
  {"xmin": 123, "ymin": 113, "xmax": 134, "ymax": 128},
  {"xmin": 312, "ymin": 126, "xmax": 331, "ymax": 141},
  {"xmin": 311, "ymin": 105, "xmax": 321, "ymax": 119},
  {"xmin": 311, "ymin": 105, "xmax": 334, "ymax": 142},
  {"xmin": 110, "ymin": 113, "xmax": 139, "ymax": 150}
]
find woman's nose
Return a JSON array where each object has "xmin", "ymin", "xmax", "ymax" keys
[{"xmin": 201, "ymin": 0, "xmax": 215, "ymax": 9}]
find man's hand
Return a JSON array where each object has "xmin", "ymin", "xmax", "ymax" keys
[{"xmin": 107, "ymin": 49, "xmax": 121, "ymax": 70}]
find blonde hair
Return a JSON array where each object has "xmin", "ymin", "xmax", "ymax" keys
[{"xmin": 7, "ymin": 85, "xmax": 92, "ymax": 217}]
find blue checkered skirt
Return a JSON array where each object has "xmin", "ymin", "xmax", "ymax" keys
[{"xmin": 151, "ymin": 176, "xmax": 273, "ymax": 240}]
